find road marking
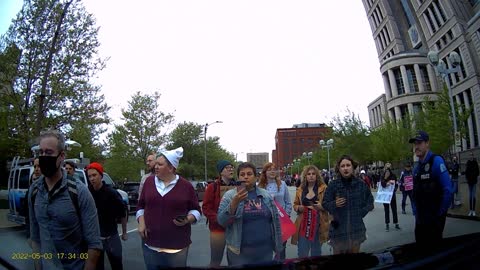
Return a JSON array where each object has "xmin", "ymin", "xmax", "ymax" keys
[{"xmin": 127, "ymin": 228, "xmax": 138, "ymax": 233}]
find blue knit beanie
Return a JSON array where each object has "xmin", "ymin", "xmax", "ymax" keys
[{"xmin": 216, "ymin": 160, "xmax": 233, "ymax": 174}]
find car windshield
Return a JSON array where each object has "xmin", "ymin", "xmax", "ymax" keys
[{"xmin": 102, "ymin": 173, "xmax": 114, "ymax": 186}]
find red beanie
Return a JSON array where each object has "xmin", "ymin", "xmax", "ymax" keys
[{"xmin": 86, "ymin": 162, "xmax": 104, "ymax": 176}]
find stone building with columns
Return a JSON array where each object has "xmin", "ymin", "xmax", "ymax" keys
[{"xmin": 363, "ymin": 0, "xmax": 480, "ymax": 153}]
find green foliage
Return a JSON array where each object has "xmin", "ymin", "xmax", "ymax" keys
[
  {"xmin": 105, "ymin": 91, "xmax": 173, "ymax": 180},
  {"xmin": 369, "ymin": 116, "xmax": 412, "ymax": 164},
  {"xmin": 329, "ymin": 110, "xmax": 372, "ymax": 166},
  {"xmin": 0, "ymin": 0, "xmax": 110, "ymax": 156},
  {"xmin": 413, "ymin": 86, "xmax": 470, "ymax": 156},
  {"xmin": 66, "ymin": 119, "xmax": 106, "ymax": 162},
  {"xmin": 167, "ymin": 122, "xmax": 234, "ymax": 180}
]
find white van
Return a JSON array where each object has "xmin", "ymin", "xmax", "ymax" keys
[{"xmin": 7, "ymin": 160, "xmax": 33, "ymax": 225}]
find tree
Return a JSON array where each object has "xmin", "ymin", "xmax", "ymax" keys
[
  {"xmin": 66, "ymin": 119, "xmax": 106, "ymax": 162},
  {"xmin": 104, "ymin": 91, "xmax": 174, "ymax": 180},
  {"xmin": 167, "ymin": 122, "xmax": 235, "ymax": 180},
  {"xmin": 413, "ymin": 86, "xmax": 470, "ymax": 157},
  {"xmin": 0, "ymin": 0, "xmax": 110, "ymax": 156},
  {"xmin": 369, "ymin": 116, "xmax": 412, "ymax": 166},
  {"xmin": 329, "ymin": 110, "xmax": 372, "ymax": 166}
]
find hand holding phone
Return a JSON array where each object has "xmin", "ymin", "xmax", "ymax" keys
[
  {"xmin": 236, "ymin": 181, "xmax": 246, "ymax": 192},
  {"xmin": 175, "ymin": 214, "xmax": 188, "ymax": 222}
]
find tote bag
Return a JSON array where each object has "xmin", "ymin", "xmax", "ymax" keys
[{"xmin": 274, "ymin": 201, "xmax": 296, "ymax": 242}]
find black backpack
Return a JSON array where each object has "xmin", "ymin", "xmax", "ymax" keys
[{"xmin": 31, "ymin": 175, "xmax": 80, "ymax": 219}]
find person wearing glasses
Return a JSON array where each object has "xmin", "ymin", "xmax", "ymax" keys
[
  {"xmin": 202, "ymin": 160, "xmax": 237, "ymax": 267},
  {"xmin": 217, "ymin": 162, "xmax": 283, "ymax": 267},
  {"xmin": 258, "ymin": 162, "xmax": 292, "ymax": 260}
]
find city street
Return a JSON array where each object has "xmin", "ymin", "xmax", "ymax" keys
[{"xmin": 1, "ymin": 186, "xmax": 480, "ymax": 269}]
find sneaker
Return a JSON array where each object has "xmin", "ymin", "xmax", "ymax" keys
[
  {"xmin": 395, "ymin": 224, "xmax": 401, "ymax": 230},
  {"xmin": 385, "ymin": 224, "xmax": 390, "ymax": 232},
  {"xmin": 473, "ymin": 212, "xmax": 477, "ymax": 217},
  {"xmin": 468, "ymin": 211, "xmax": 473, "ymax": 216}
]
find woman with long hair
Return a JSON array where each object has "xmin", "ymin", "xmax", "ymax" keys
[
  {"xmin": 291, "ymin": 165, "xmax": 330, "ymax": 258},
  {"xmin": 258, "ymin": 162, "xmax": 292, "ymax": 260},
  {"xmin": 322, "ymin": 155, "xmax": 374, "ymax": 254}
]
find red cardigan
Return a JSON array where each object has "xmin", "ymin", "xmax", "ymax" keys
[{"xmin": 138, "ymin": 175, "xmax": 201, "ymax": 249}]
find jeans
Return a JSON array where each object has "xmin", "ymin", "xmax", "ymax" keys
[
  {"xmin": 401, "ymin": 190, "xmax": 413, "ymax": 212},
  {"xmin": 332, "ymin": 241, "xmax": 361, "ymax": 254},
  {"xmin": 226, "ymin": 247, "xmax": 273, "ymax": 267},
  {"xmin": 98, "ymin": 234, "xmax": 123, "ymax": 270},
  {"xmin": 142, "ymin": 244, "xmax": 188, "ymax": 270},
  {"xmin": 297, "ymin": 225, "xmax": 322, "ymax": 258},
  {"xmin": 209, "ymin": 231, "xmax": 226, "ymax": 267},
  {"xmin": 451, "ymin": 180, "xmax": 459, "ymax": 208},
  {"xmin": 383, "ymin": 195, "xmax": 398, "ymax": 224},
  {"xmin": 468, "ymin": 183, "xmax": 477, "ymax": 211}
]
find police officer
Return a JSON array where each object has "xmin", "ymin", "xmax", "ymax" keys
[{"xmin": 409, "ymin": 130, "xmax": 452, "ymax": 246}]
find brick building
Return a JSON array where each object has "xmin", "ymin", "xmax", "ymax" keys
[{"xmin": 273, "ymin": 123, "xmax": 332, "ymax": 170}]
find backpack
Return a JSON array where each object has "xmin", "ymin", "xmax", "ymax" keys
[{"xmin": 31, "ymin": 175, "xmax": 80, "ymax": 219}]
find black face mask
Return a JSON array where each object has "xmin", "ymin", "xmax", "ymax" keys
[{"xmin": 39, "ymin": 153, "xmax": 61, "ymax": 178}]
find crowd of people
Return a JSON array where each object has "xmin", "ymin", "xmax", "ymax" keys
[{"xmin": 24, "ymin": 129, "xmax": 480, "ymax": 269}]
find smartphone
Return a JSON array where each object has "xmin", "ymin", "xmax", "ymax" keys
[
  {"xmin": 175, "ymin": 215, "xmax": 188, "ymax": 222},
  {"xmin": 236, "ymin": 181, "xmax": 246, "ymax": 191}
]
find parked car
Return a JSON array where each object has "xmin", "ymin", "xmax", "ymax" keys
[{"xmin": 122, "ymin": 182, "xmax": 140, "ymax": 214}]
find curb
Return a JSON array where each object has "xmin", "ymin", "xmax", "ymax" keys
[{"xmin": 447, "ymin": 213, "xmax": 480, "ymax": 222}]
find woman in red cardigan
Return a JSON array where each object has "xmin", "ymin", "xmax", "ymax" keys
[{"xmin": 137, "ymin": 147, "xmax": 202, "ymax": 269}]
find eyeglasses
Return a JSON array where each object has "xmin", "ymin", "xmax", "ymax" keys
[{"xmin": 224, "ymin": 166, "xmax": 234, "ymax": 170}]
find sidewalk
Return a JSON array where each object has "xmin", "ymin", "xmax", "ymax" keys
[{"xmin": 0, "ymin": 209, "xmax": 21, "ymax": 229}]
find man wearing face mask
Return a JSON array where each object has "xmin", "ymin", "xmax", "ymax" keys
[{"xmin": 28, "ymin": 130, "xmax": 102, "ymax": 270}]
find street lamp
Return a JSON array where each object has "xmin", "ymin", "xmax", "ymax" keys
[
  {"xmin": 427, "ymin": 50, "xmax": 462, "ymax": 152},
  {"xmin": 303, "ymin": 151, "xmax": 313, "ymax": 164},
  {"xmin": 319, "ymin": 139, "xmax": 334, "ymax": 175},
  {"xmin": 204, "ymin": 121, "xmax": 223, "ymax": 181}
]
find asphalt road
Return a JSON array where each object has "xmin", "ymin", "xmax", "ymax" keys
[{"xmin": 1, "ymin": 187, "xmax": 480, "ymax": 269}]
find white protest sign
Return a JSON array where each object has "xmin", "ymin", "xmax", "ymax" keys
[{"xmin": 375, "ymin": 182, "xmax": 395, "ymax": 204}]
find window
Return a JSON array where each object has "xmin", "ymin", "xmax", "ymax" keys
[
  {"xmin": 394, "ymin": 68, "xmax": 405, "ymax": 95},
  {"xmin": 406, "ymin": 65, "xmax": 418, "ymax": 93},
  {"xmin": 458, "ymin": 93, "xmax": 470, "ymax": 149},
  {"xmin": 401, "ymin": 0, "xmax": 416, "ymax": 27},
  {"xmin": 413, "ymin": 103, "xmax": 422, "ymax": 114},
  {"xmin": 432, "ymin": 0, "xmax": 447, "ymax": 23},
  {"xmin": 424, "ymin": 11, "xmax": 437, "ymax": 34},
  {"xmin": 384, "ymin": 28, "xmax": 391, "ymax": 43},
  {"xmin": 467, "ymin": 89, "xmax": 479, "ymax": 147},
  {"xmin": 19, "ymin": 168, "xmax": 30, "ymax": 189},
  {"xmin": 419, "ymin": 65, "xmax": 432, "ymax": 92}
]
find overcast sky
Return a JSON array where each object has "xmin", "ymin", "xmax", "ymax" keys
[{"xmin": 1, "ymin": 0, "xmax": 385, "ymax": 161}]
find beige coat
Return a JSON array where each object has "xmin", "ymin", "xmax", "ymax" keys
[{"xmin": 291, "ymin": 183, "xmax": 330, "ymax": 245}]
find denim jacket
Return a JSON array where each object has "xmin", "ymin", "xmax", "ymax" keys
[{"xmin": 217, "ymin": 187, "xmax": 283, "ymax": 255}]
